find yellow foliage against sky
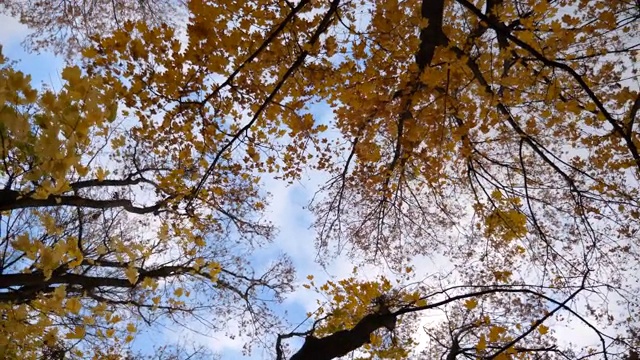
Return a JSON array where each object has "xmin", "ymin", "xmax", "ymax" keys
[{"xmin": 0, "ymin": 0, "xmax": 639, "ymax": 358}]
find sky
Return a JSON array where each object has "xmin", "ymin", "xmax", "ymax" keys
[{"xmin": 0, "ymin": 8, "xmax": 630, "ymax": 360}]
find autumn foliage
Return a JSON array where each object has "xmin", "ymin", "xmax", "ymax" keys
[{"xmin": 1, "ymin": 0, "xmax": 639, "ymax": 359}]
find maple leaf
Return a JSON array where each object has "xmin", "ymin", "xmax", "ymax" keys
[
  {"xmin": 464, "ymin": 299, "xmax": 478, "ymax": 310},
  {"xmin": 538, "ymin": 324, "xmax": 549, "ymax": 335}
]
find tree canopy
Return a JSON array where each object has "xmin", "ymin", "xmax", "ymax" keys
[
  {"xmin": 1, "ymin": 0, "xmax": 186, "ymax": 58},
  {"xmin": 1, "ymin": 0, "xmax": 639, "ymax": 359}
]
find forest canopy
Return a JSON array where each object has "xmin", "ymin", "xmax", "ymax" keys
[{"xmin": 0, "ymin": 0, "xmax": 639, "ymax": 359}]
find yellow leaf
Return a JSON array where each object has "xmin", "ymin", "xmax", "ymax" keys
[
  {"xmin": 93, "ymin": 302, "xmax": 107, "ymax": 315},
  {"xmin": 140, "ymin": 277, "xmax": 157, "ymax": 289},
  {"xmin": 97, "ymin": 244, "xmax": 107, "ymax": 255},
  {"xmin": 194, "ymin": 236, "xmax": 205, "ymax": 247},
  {"xmin": 53, "ymin": 285, "xmax": 67, "ymax": 300},
  {"xmin": 11, "ymin": 233, "xmax": 32, "ymax": 253},
  {"xmin": 476, "ymin": 334, "xmax": 487, "ymax": 352},
  {"xmin": 61, "ymin": 66, "xmax": 82, "ymax": 84},
  {"xmin": 65, "ymin": 298, "xmax": 82, "ymax": 314},
  {"xmin": 109, "ymin": 314, "xmax": 121, "ymax": 324},
  {"xmin": 538, "ymin": 324, "xmax": 549, "ymax": 335},
  {"xmin": 489, "ymin": 326, "xmax": 506, "ymax": 342},
  {"xmin": 96, "ymin": 167, "xmax": 109, "ymax": 181},
  {"xmin": 65, "ymin": 326, "xmax": 85, "ymax": 339},
  {"xmin": 43, "ymin": 330, "xmax": 58, "ymax": 345},
  {"xmin": 174, "ymin": 288, "xmax": 184, "ymax": 297},
  {"xmin": 208, "ymin": 263, "xmax": 221, "ymax": 279},
  {"xmin": 83, "ymin": 316, "xmax": 95, "ymax": 325},
  {"xmin": 464, "ymin": 298, "xmax": 478, "ymax": 310},
  {"xmin": 125, "ymin": 267, "xmax": 138, "ymax": 285},
  {"xmin": 492, "ymin": 270, "xmax": 512, "ymax": 283},
  {"xmin": 126, "ymin": 323, "xmax": 136, "ymax": 333}
]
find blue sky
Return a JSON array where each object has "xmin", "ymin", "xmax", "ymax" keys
[{"xmin": 0, "ymin": 15, "xmax": 63, "ymax": 88}]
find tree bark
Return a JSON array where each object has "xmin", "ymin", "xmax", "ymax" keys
[{"xmin": 289, "ymin": 312, "xmax": 396, "ymax": 360}]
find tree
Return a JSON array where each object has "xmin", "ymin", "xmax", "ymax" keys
[
  {"xmin": 1, "ymin": 0, "xmax": 639, "ymax": 358},
  {"xmin": 0, "ymin": 0, "xmax": 186, "ymax": 57},
  {"xmin": 0, "ymin": 45, "xmax": 295, "ymax": 357},
  {"xmin": 303, "ymin": 0, "xmax": 639, "ymax": 357}
]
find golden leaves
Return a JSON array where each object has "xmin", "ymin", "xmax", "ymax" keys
[
  {"xmin": 488, "ymin": 325, "xmax": 507, "ymax": 342},
  {"xmin": 66, "ymin": 237, "xmax": 84, "ymax": 268},
  {"xmin": 65, "ymin": 298, "xmax": 82, "ymax": 314},
  {"xmin": 61, "ymin": 66, "xmax": 82, "ymax": 84},
  {"xmin": 464, "ymin": 298, "xmax": 478, "ymax": 310},
  {"xmin": 492, "ymin": 270, "xmax": 512, "ymax": 283},
  {"xmin": 10, "ymin": 233, "xmax": 36, "ymax": 259},
  {"xmin": 193, "ymin": 235, "xmax": 206, "ymax": 247},
  {"xmin": 0, "ymin": 0, "xmax": 637, "ymax": 358},
  {"xmin": 307, "ymin": 273, "xmax": 419, "ymax": 358},
  {"xmin": 125, "ymin": 267, "xmax": 139, "ymax": 285},
  {"xmin": 538, "ymin": 324, "xmax": 549, "ymax": 335},
  {"xmin": 484, "ymin": 207, "xmax": 528, "ymax": 242},
  {"xmin": 286, "ymin": 113, "xmax": 316, "ymax": 134},
  {"xmin": 206, "ymin": 262, "xmax": 221, "ymax": 280},
  {"xmin": 476, "ymin": 334, "xmax": 487, "ymax": 352},
  {"xmin": 65, "ymin": 326, "xmax": 86, "ymax": 340},
  {"xmin": 126, "ymin": 323, "xmax": 137, "ymax": 333},
  {"xmin": 95, "ymin": 167, "xmax": 109, "ymax": 181}
]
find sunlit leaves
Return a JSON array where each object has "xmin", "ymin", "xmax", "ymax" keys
[
  {"xmin": 1, "ymin": 0, "xmax": 639, "ymax": 358},
  {"xmin": 307, "ymin": 275, "xmax": 418, "ymax": 358},
  {"xmin": 0, "ymin": 50, "xmax": 118, "ymax": 203},
  {"xmin": 65, "ymin": 298, "xmax": 82, "ymax": 314},
  {"xmin": 125, "ymin": 267, "xmax": 139, "ymax": 285},
  {"xmin": 1, "ymin": 30, "xmax": 291, "ymax": 353},
  {"xmin": 484, "ymin": 208, "xmax": 528, "ymax": 241}
]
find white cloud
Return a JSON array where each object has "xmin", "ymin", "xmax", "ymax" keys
[{"xmin": 0, "ymin": 14, "xmax": 30, "ymax": 48}]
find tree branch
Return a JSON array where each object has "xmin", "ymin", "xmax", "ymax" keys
[
  {"xmin": 0, "ymin": 189, "xmax": 171, "ymax": 214},
  {"xmin": 289, "ymin": 312, "xmax": 396, "ymax": 360},
  {"xmin": 415, "ymin": 0, "xmax": 447, "ymax": 69},
  {"xmin": 454, "ymin": 0, "xmax": 640, "ymax": 172}
]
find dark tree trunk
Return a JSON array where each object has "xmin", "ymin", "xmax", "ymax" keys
[{"xmin": 289, "ymin": 312, "xmax": 396, "ymax": 360}]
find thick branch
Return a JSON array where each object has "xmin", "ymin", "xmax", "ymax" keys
[
  {"xmin": 69, "ymin": 177, "xmax": 145, "ymax": 190},
  {"xmin": 0, "ymin": 261, "xmax": 269, "ymax": 305},
  {"xmin": 415, "ymin": 0, "xmax": 447, "ymax": 69},
  {"xmin": 628, "ymin": 93, "xmax": 640, "ymax": 134},
  {"xmin": 0, "ymin": 189, "xmax": 169, "ymax": 214},
  {"xmin": 289, "ymin": 312, "xmax": 396, "ymax": 360}
]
